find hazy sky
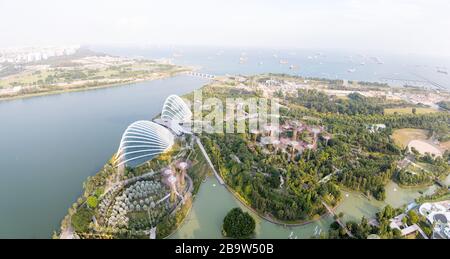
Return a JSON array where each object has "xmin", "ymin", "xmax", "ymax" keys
[{"xmin": 1, "ymin": 0, "xmax": 450, "ymax": 57}]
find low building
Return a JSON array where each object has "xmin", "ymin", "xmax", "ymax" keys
[{"xmin": 419, "ymin": 201, "xmax": 450, "ymax": 239}]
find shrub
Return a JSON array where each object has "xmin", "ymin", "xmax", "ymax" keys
[{"xmin": 86, "ymin": 196, "xmax": 99, "ymax": 209}]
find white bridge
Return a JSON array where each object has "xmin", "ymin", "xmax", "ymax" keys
[{"xmin": 185, "ymin": 71, "xmax": 216, "ymax": 79}]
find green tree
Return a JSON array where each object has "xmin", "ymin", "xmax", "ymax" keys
[
  {"xmin": 222, "ymin": 208, "xmax": 255, "ymax": 238},
  {"xmin": 407, "ymin": 210, "xmax": 419, "ymax": 225},
  {"xmin": 86, "ymin": 196, "xmax": 98, "ymax": 209},
  {"xmin": 71, "ymin": 207, "xmax": 93, "ymax": 233}
]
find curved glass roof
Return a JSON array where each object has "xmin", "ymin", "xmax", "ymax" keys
[
  {"xmin": 161, "ymin": 95, "xmax": 192, "ymax": 123},
  {"xmin": 115, "ymin": 120, "xmax": 175, "ymax": 167}
]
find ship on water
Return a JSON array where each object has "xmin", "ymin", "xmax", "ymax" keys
[
  {"xmin": 239, "ymin": 56, "xmax": 248, "ymax": 64},
  {"xmin": 437, "ymin": 67, "xmax": 448, "ymax": 75},
  {"xmin": 370, "ymin": 56, "xmax": 384, "ymax": 64}
]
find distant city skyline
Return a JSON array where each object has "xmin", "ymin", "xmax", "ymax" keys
[{"xmin": 1, "ymin": 0, "xmax": 450, "ymax": 57}]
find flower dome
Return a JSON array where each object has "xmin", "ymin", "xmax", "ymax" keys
[
  {"xmin": 115, "ymin": 120, "xmax": 175, "ymax": 167},
  {"xmin": 161, "ymin": 95, "xmax": 192, "ymax": 123}
]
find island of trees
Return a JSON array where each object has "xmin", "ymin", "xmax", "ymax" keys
[{"xmin": 222, "ymin": 208, "xmax": 256, "ymax": 238}]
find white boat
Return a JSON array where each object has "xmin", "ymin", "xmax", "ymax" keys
[
  {"xmin": 172, "ymin": 52, "xmax": 182, "ymax": 58},
  {"xmin": 347, "ymin": 68, "xmax": 356, "ymax": 73},
  {"xmin": 239, "ymin": 56, "xmax": 248, "ymax": 64},
  {"xmin": 371, "ymin": 57, "xmax": 384, "ymax": 64},
  {"xmin": 437, "ymin": 69, "xmax": 448, "ymax": 75}
]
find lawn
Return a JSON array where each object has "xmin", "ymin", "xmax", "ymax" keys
[
  {"xmin": 384, "ymin": 107, "xmax": 438, "ymax": 115},
  {"xmin": 0, "ymin": 70, "xmax": 52, "ymax": 88},
  {"xmin": 391, "ymin": 128, "xmax": 429, "ymax": 148}
]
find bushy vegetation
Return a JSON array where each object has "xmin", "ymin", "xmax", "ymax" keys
[
  {"xmin": 396, "ymin": 153, "xmax": 450, "ymax": 187},
  {"xmin": 202, "ymin": 133, "xmax": 338, "ymax": 221},
  {"xmin": 222, "ymin": 208, "xmax": 255, "ymax": 238},
  {"xmin": 71, "ymin": 207, "xmax": 94, "ymax": 233},
  {"xmin": 293, "ymin": 90, "xmax": 384, "ymax": 115}
]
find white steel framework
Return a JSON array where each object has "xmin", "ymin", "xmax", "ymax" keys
[
  {"xmin": 115, "ymin": 120, "xmax": 175, "ymax": 167},
  {"xmin": 161, "ymin": 95, "xmax": 192, "ymax": 123}
]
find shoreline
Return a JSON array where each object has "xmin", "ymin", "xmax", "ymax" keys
[
  {"xmin": 222, "ymin": 180, "xmax": 333, "ymax": 227},
  {"xmin": 0, "ymin": 71, "xmax": 190, "ymax": 103}
]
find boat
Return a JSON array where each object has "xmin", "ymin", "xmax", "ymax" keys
[
  {"xmin": 279, "ymin": 59, "xmax": 288, "ymax": 65},
  {"xmin": 172, "ymin": 52, "xmax": 182, "ymax": 58},
  {"xmin": 239, "ymin": 56, "xmax": 248, "ymax": 64},
  {"xmin": 371, "ymin": 57, "xmax": 384, "ymax": 64},
  {"xmin": 347, "ymin": 68, "xmax": 356, "ymax": 73},
  {"xmin": 437, "ymin": 69, "xmax": 448, "ymax": 75}
]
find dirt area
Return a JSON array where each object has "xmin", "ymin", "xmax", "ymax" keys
[
  {"xmin": 392, "ymin": 128, "xmax": 429, "ymax": 148},
  {"xmin": 440, "ymin": 141, "xmax": 450, "ymax": 152},
  {"xmin": 408, "ymin": 140, "xmax": 442, "ymax": 157}
]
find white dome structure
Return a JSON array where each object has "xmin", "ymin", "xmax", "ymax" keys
[
  {"xmin": 115, "ymin": 120, "xmax": 175, "ymax": 167},
  {"xmin": 161, "ymin": 95, "xmax": 192, "ymax": 123}
]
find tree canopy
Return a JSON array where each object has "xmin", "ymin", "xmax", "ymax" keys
[{"xmin": 222, "ymin": 208, "xmax": 256, "ymax": 238}]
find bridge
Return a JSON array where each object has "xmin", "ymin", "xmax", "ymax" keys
[
  {"xmin": 321, "ymin": 201, "xmax": 355, "ymax": 238},
  {"xmin": 185, "ymin": 71, "xmax": 216, "ymax": 79},
  {"xmin": 195, "ymin": 136, "xmax": 224, "ymax": 185},
  {"xmin": 434, "ymin": 178, "xmax": 448, "ymax": 189}
]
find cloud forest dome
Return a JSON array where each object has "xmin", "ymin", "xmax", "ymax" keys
[
  {"xmin": 161, "ymin": 95, "xmax": 192, "ymax": 123},
  {"xmin": 115, "ymin": 120, "xmax": 175, "ymax": 168}
]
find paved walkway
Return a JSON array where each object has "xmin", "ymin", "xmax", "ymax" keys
[
  {"xmin": 195, "ymin": 137, "xmax": 224, "ymax": 185},
  {"xmin": 321, "ymin": 201, "xmax": 355, "ymax": 238},
  {"xmin": 60, "ymin": 225, "xmax": 75, "ymax": 239}
]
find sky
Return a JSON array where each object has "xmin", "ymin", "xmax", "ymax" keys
[{"xmin": 1, "ymin": 0, "xmax": 450, "ymax": 57}]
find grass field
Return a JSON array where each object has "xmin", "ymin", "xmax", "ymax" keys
[
  {"xmin": 384, "ymin": 107, "xmax": 439, "ymax": 115},
  {"xmin": 392, "ymin": 128, "xmax": 429, "ymax": 148}
]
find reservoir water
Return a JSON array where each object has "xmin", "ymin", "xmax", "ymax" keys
[{"xmin": 0, "ymin": 76, "xmax": 209, "ymax": 238}]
